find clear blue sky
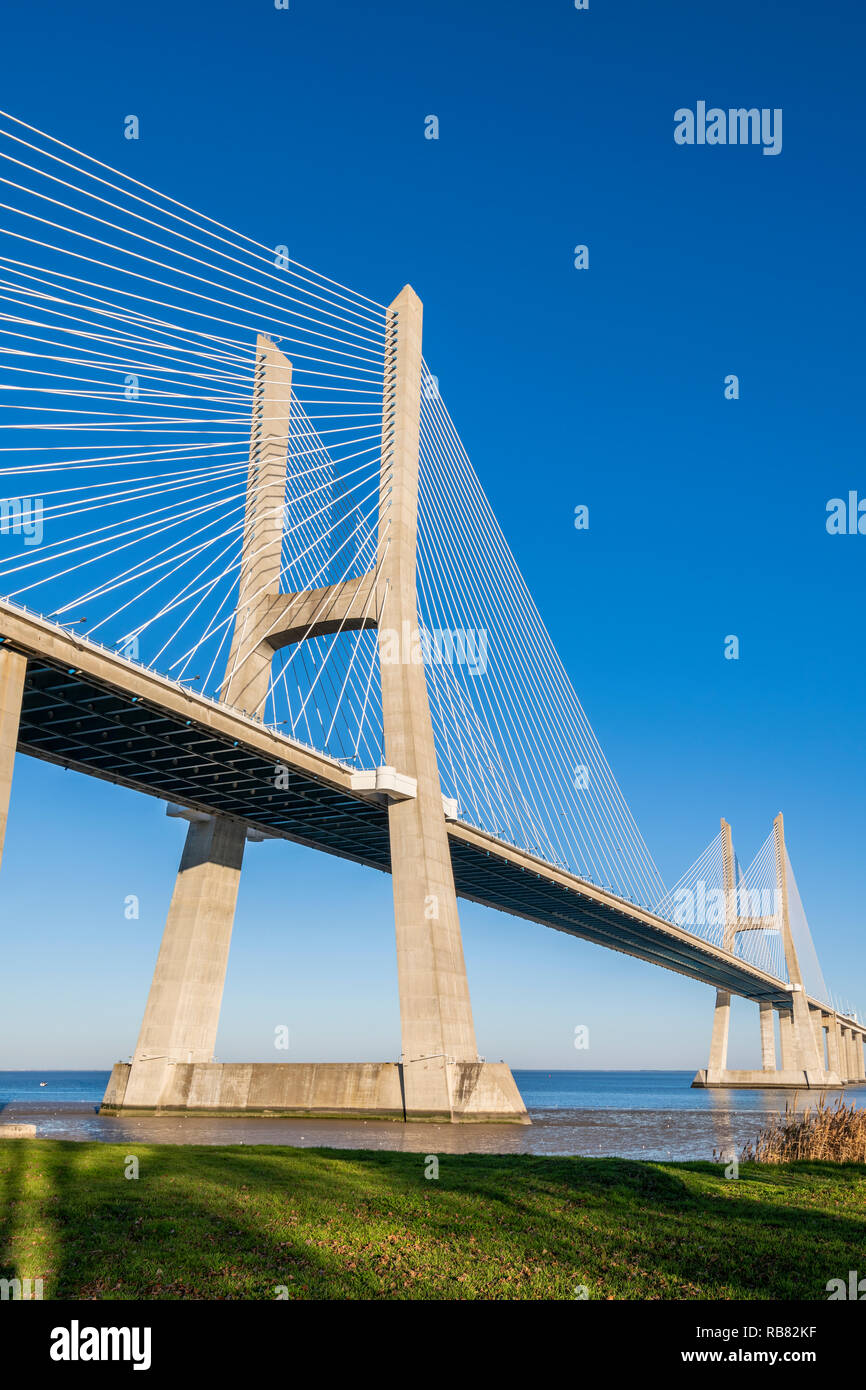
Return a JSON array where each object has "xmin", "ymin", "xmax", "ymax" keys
[{"xmin": 0, "ymin": 0, "xmax": 863, "ymax": 1070}]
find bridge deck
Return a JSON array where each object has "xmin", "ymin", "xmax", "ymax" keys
[{"xmin": 2, "ymin": 600, "xmax": 796, "ymax": 1009}]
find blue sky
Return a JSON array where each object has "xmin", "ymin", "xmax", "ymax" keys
[{"xmin": 0, "ymin": 0, "xmax": 863, "ymax": 1070}]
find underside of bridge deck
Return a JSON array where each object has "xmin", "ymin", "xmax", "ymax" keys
[
  {"xmin": 17, "ymin": 655, "xmax": 393, "ymax": 870},
  {"xmin": 447, "ymin": 837, "xmax": 789, "ymax": 1004},
  {"xmin": 13, "ymin": 651, "xmax": 791, "ymax": 1008}
]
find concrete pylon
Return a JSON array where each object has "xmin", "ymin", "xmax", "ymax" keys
[
  {"xmin": 825, "ymin": 1011, "xmax": 841, "ymax": 1078},
  {"xmin": 706, "ymin": 995, "xmax": 731, "ymax": 1082},
  {"xmin": 774, "ymin": 813, "xmax": 823, "ymax": 1081},
  {"xmin": 705, "ymin": 819, "xmax": 736, "ymax": 1083},
  {"xmin": 759, "ymin": 1002, "xmax": 776, "ymax": 1071},
  {"xmin": 123, "ymin": 815, "xmax": 247, "ymax": 1107},
  {"xmin": 106, "ymin": 316, "xmax": 525, "ymax": 1121},
  {"xmin": 221, "ymin": 335, "xmax": 292, "ymax": 719},
  {"xmin": 0, "ymin": 644, "xmax": 26, "ymax": 876},
  {"xmin": 778, "ymin": 1007, "xmax": 796, "ymax": 1070},
  {"xmin": 121, "ymin": 337, "xmax": 290, "ymax": 1110},
  {"xmin": 840, "ymin": 1026, "xmax": 852, "ymax": 1082},
  {"xmin": 377, "ymin": 287, "xmax": 525, "ymax": 1120},
  {"xmin": 811, "ymin": 1008, "xmax": 826, "ymax": 1069}
]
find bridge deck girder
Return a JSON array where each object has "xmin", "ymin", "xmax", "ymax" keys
[{"xmin": 1, "ymin": 610, "xmax": 804, "ymax": 1011}]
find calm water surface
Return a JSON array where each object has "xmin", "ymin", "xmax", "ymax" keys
[{"xmin": 2, "ymin": 1070, "xmax": 861, "ymax": 1160}]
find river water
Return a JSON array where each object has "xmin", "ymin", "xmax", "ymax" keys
[{"xmin": 1, "ymin": 1070, "xmax": 860, "ymax": 1160}]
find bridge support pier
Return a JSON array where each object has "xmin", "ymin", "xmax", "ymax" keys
[
  {"xmin": 0, "ymin": 645, "xmax": 25, "ymax": 877},
  {"xmin": 759, "ymin": 1001, "xmax": 776, "ymax": 1071},
  {"xmin": 844, "ymin": 1027, "xmax": 865, "ymax": 1084},
  {"xmin": 121, "ymin": 813, "xmax": 247, "ymax": 1109},
  {"xmin": 826, "ymin": 1012, "xmax": 842, "ymax": 1078},
  {"xmin": 376, "ymin": 287, "xmax": 526, "ymax": 1122},
  {"xmin": 790, "ymin": 989, "xmax": 825, "ymax": 1084},
  {"xmin": 694, "ymin": 998, "xmax": 844, "ymax": 1088},
  {"xmin": 101, "ymin": 307, "xmax": 527, "ymax": 1123},
  {"xmin": 778, "ymin": 1006, "xmax": 796, "ymax": 1070},
  {"xmin": 810, "ymin": 1007, "xmax": 827, "ymax": 1069},
  {"xmin": 107, "ymin": 334, "xmax": 288, "ymax": 1116},
  {"xmin": 705, "ymin": 991, "xmax": 731, "ymax": 1083}
]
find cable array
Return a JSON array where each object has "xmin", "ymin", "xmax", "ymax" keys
[
  {"xmin": 0, "ymin": 110, "xmax": 851, "ymax": 1016},
  {"xmin": 416, "ymin": 366, "xmax": 666, "ymax": 908},
  {"xmin": 784, "ymin": 849, "xmax": 831, "ymax": 1007},
  {"xmin": 734, "ymin": 832, "xmax": 788, "ymax": 983},
  {"xmin": 655, "ymin": 829, "xmax": 786, "ymax": 978},
  {"xmin": 654, "ymin": 825, "xmax": 846, "ymax": 998},
  {"xmin": 0, "ymin": 109, "xmax": 387, "ymax": 765}
]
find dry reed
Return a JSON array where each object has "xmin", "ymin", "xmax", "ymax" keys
[{"xmin": 739, "ymin": 1094, "xmax": 866, "ymax": 1164}]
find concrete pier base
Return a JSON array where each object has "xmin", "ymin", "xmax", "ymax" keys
[
  {"xmin": 101, "ymin": 1060, "xmax": 530, "ymax": 1123},
  {"xmin": 692, "ymin": 1068, "xmax": 844, "ymax": 1089}
]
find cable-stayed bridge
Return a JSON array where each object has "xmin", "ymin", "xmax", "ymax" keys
[{"xmin": 0, "ymin": 111, "xmax": 862, "ymax": 1121}]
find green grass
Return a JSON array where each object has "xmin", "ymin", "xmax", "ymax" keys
[{"xmin": 1, "ymin": 1141, "xmax": 863, "ymax": 1299}]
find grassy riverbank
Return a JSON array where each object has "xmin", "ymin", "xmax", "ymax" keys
[{"xmin": 1, "ymin": 1141, "xmax": 862, "ymax": 1299}]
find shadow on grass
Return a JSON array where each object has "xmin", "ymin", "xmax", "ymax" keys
[
  {"xmin": 9, "ymin": 1143, "xmax": 866, "ymax": 1301},
  {"xmin": 0, "ymin": 1137, "xmax": 24, "ymax": 1282}
]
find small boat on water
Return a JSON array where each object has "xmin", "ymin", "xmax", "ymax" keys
[{"xmin": 39, "ymin": 1082, "xmax": 47, "ymax": 1087}]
